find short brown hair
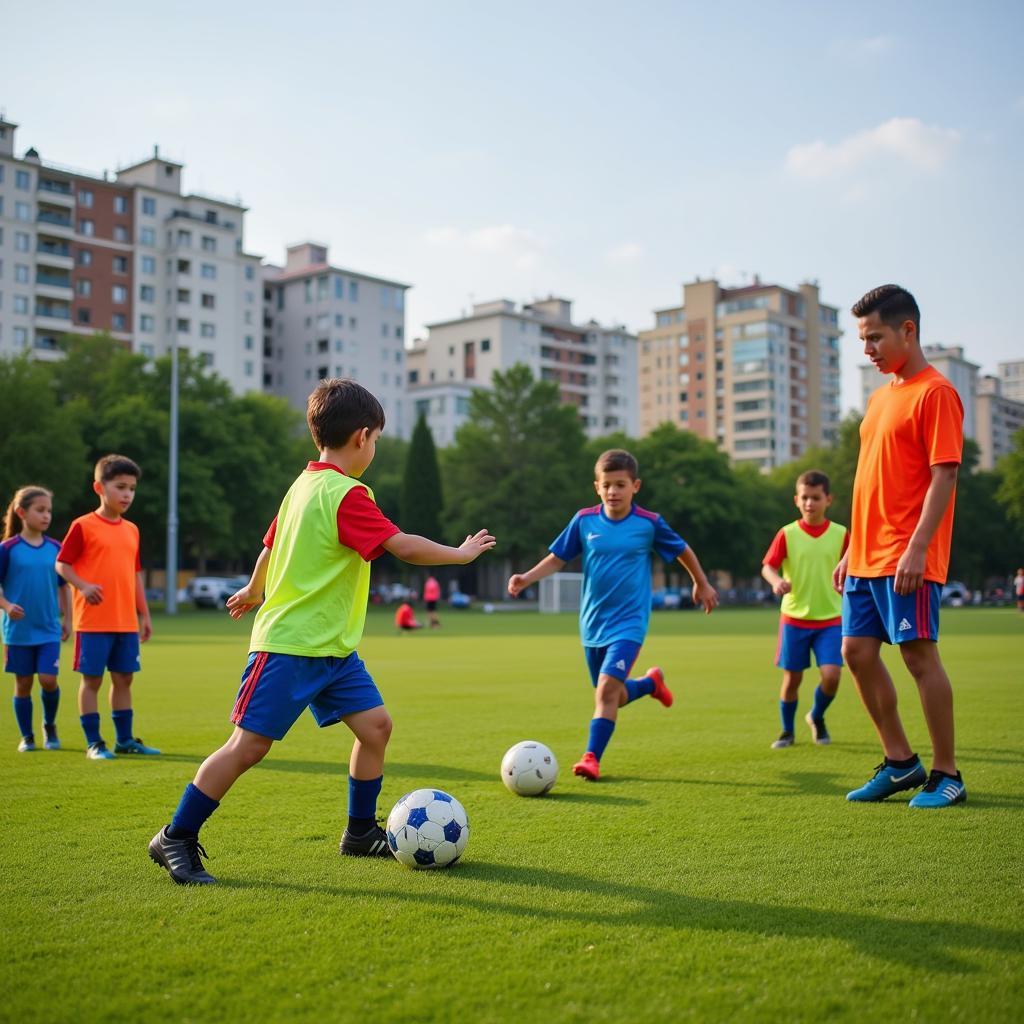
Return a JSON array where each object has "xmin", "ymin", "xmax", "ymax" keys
[
  {"xmin": 306, "ymin": 378, "xmax": 385, "ymax": 449},
  {"xmin": 796, "ymin": 469, "xmax": 830, "ymax": 494},
  {"xmin": 594, "ymin": 448, "xmax": 639, "ymax": 480},
  {"xmin": 95, "ymin": 454, "xmax": 141, "ymax": 483}
]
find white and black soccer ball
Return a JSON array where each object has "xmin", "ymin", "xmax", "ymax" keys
[
  {"xmin": 501, "ymin": 740, "xmax": 559, "ymax": 796},
  {"xmin": 386, "ymin": 789, "xmax": 469, "ymax": 868}
]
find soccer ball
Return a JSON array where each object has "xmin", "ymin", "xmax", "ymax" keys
[
  {"xmin": 501, "ymin": 740, "xmax": 559, "ymax": 796},
  {"xmin": 386, "ymin": 789, "xmax": 469, "ymax": 868}
]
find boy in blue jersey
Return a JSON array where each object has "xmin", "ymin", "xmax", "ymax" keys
[{"xmin": 508, "ymin": 449, "xmax": 718, "ymax": 781}]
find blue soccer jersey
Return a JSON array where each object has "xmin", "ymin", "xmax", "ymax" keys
[
  {"xmin": 0, "ymin": 535, "xmax": 66, "ymax": 646},
  {"xmin": 549, "ymin": 504, "xmax": 687, "ymax": 647}
]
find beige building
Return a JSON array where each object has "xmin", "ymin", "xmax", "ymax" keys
[
  {"xmin": 997, "ymin": 359, "xmax": 1024, "ymax": 404},
  {"xmin": 975, "ymin": 375, "xmax": 1024, "ymax": 470},
  {"xmin": 638, "ymin": 278, "xmax": 841, "ymax": 469}
]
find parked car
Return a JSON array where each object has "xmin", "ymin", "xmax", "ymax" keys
[
  {"xmin": 189, "ymin": 575, "xmax": 248, "ymax": 609},
  {"xmin": 449, "ymin": 592, "xmax": 471, "ymax": 609},
  {"xmin": 940, "ymin": 580, "xmax": 971, "ymax": 607}
]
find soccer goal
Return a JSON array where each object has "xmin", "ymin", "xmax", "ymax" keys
[{"xmin": 539, "ymin": 572, "xmax": 583, "ymax": 614}]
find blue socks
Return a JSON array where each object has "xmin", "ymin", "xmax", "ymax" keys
[
  {"xmin": 13, "ymin": 696, "xmax": 33, "ymax": 739},
  {"xmin": 586, "ymin": 717, "xmax": 616, "ymax": 762},
  {"xmin": 41, "ymin": 687, "xmax": 60, "ymax": 726},
  {"xmin": 811, "ymin": 685, "xmax": 835, "ymax": 723},
  {"xmin": 168, "ymin": 783, "xmax": 220, "ymax": 838},
  {"xmin": 780, "ymin": 699, "xmax": 798, "ymax": 735},
  {"xmin": 623, "ymin": 676, "xmax": 655, "ymax": 704},
  {"xmin": 111, "ymin": 708, "xmax": 134, "ymax": 744},
  {"xmin": 348, "ymin": 775, "xmax": 383, "ymax": 831},
  {"xmin": 80, "ymin": 712, "xmax": 102, "ymax": 746}
]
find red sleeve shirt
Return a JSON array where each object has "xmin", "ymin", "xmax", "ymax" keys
[
  {"xmin": 763, "ymin": 521, "xmax": 849, "ymax": 569},
  {"xmin": 59, "ymin": 517, "xmax": 141, "ymax": 571},
  {"xmin": 262, "ymin": 487, "xmax": 399, "ymax": 562}
]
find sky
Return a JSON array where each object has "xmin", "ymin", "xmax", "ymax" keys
[{"xmin": 4, "ymin": 0, "xmax": 1023, "ymax": 414}]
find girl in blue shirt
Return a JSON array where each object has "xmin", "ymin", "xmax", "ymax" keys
[{"xmin": 0, "ymin": 486, "xmax": 71, "ymax": 752}]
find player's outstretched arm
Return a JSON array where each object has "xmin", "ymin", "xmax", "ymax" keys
[
  {"xmin": 384, "ymin": 529, "xmax": 496, "ymax": 567},
  {"xmin": 677, "ymin": 547, "xmax": 718, "ymax": 614},
  {"xmin": 227, "ymin": 546, "xmax": 272, "ymax": 619},
  {"xmin": 508, "ymin": 553, "xmax": 565, "ymax": 598}
]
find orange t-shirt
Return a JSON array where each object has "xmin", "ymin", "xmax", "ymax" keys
[
  {"xmin": 395, "ymin": 603, "xmax": 417, "ymax": 628},
  {"xmin": 848, "ymin": 365, "xmax": 963, "ymax": 583},
  {"xmin": 58, "ymin": 513, "xmax": 142, "ymax": 632}
]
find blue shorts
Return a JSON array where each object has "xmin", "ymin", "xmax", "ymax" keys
[
  {"xmin": 74, "ymin": 632, "xmax": 141, "ymax": 676},
  {"xmin": 583, "ymin": 640, "xmax": 643, "ymax": 686},
  {"xmin": 230, "ymin": 650, "xmax": 384, "ymax": 741},
  {"xmin": 775, "ymin": 622, "xmax": 842, "ymax": 672},
  {"xmin": 842, "ymin": 576, "xmax": 940, "ymax": 645},
  {"xmin": 5, "ymin": 641, "xmax": 61, "ymax": 677}
]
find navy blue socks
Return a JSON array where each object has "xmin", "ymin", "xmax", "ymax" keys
[
  {"xmin": 348, "ymin": 775, "xmax": 383, "ymax": 832},
  {"xmin": 13, "ymin": 696, "xmax": 33, "ymax": 739},
  {"xmin": 40, "ymin": 687, "xmax": 60, "ymax": 726},
  {"xmin": 780, "ymin": 699, "xmax": 797, "ymax": 735},
  {"xmin": 811, "ymin": 685, "xmax": 835, "ymax": 723},
  {"xmin": 111, "ymin": 708, "xmax": 134, "ymax": 745},
  {"xmin": 80, "ymin": 712, "xmax": 102, "ymax": 746},
  {"xmin": 168, "ymin": 783, "xmax": 220, "ymax": 838},
  {"xmin": 587, "ymin": 717, "xmax": 616, "ymax": 762},
  {"xmin": 623, "ymin": 676, "xmax": 655, "ymax": 704}
]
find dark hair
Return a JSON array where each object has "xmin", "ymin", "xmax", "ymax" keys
[
  {"xmin": 594, "ymin": 448, "xmax": 639, "ymax": 480},
  {"xmin": 3, "ymin": 485, "xmax": 52, "ymax": 540},
  {"xmin": 95, "ymin": 454, "xmax": 141, "ymax": 483},
  {"xmin": 796, "ymin": 469, "xmax": 830, "ymax": 495},
  {"xmin": 306, "ymin": 378, "xmax": 385, "ymax": 449},
  {"xmin": 851, "ymin": 284, "xmax": 920, "ymax": 338}
]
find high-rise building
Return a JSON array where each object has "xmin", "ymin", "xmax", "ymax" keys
[
  {"xmin": 997, "ymin": 359, "xmax": 1024, "ymax": 404},
  {"xmin": 0, "ymin": 115, "xmax": 262, "ymax": 393},
  {"xmin": 405, "ymin": 296, "xmax": 638, "ymax": 445},
  {"xmin": 261, "ymin": 243, "xmax": 409, "ymax": 435},
  {"xmin": 975, "ymin": 375, "xmax": 1024, "ymax": 470},
  {"xmin": 638, "ymin": 278, "xmax": 841, "ymax": 469}
]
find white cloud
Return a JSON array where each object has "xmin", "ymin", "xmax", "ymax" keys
[
  {"xmin": 423, "ymin": 223, "xmax": 544, "ymax": 269},
  {"xmin": 785, "ymin": 117, "xmax": 960, "ymax": 180},
  {"xmin": 605, "ymin": 242, "xmax": 643, "ymax": 266}
]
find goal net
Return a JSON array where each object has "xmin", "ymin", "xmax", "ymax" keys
[{"xmin": 539, "ymin": 572, "xmax": 583, "ymax": 614}]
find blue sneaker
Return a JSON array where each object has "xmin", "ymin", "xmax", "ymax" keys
[
  {"xmin": 846, "ymin": 759, "xmax": 926, "ymax": 802},
  {"xmin": 909, "ymin": 770, "xmax": 966, "ymax": 808},
  {"xmin": 115, "ymin": 737, "xmax": 161, "ymax": 755},
  {"xmin": 17, "ymin": 735, "xmax": 37, "ymax": 753},
  {"xmin": 87, "ymin": 741, "xmax": 116, "ymax": 760},
  {"xmin": 43, "ymin": 724, "xmax": 61, "ymax": 751}
]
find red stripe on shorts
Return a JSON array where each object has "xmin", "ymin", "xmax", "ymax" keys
[
  {"xmin": 921, "ymin": 585, "xmax": 931, "ymax": 639},
  {"xmin": 73, "ymin": 633, "xmax": 82, "ymax": 672},
  {"xmin": 231, "ymin": 651, "xmax": 268, "ymax": 723},
  {"xmin": 775, "ymin": 617, "xmax": 784, "ymax": 665}
]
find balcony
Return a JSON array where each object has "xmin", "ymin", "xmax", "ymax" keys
[
  {"xmin": 34, "ymin": 303, "xmax": 72, "ymax": 331},
  {"xmin": 168, "ymin": 209, "xmax": 237, "ymax": 232},
  {"xmin": 37, "ymin": 239, "xmax": 74, "ymax": 270},
  {"xmin": 37, "ymin": 209, "xmax": 74, "ymax": 238},
  {"xmin": 33, "ymin": 332, "xmax": 65, "ymax": 360},
  {"xmin": 35, "ymin": 270, "xmax": 72, "ymax": 301},
  {"xmin": 37, "ymin": 180, "xmax": 75, "ymax": 207}
]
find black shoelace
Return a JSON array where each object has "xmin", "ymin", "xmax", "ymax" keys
[
  {"xmin": 920, "ymin": 770, "xmax": 952, "ymax": 794},
  {"xmin": 185, "ymin": 837, "xmax": 210, "ymax": 871}
]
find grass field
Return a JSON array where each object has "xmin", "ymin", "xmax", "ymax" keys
[{"xmin": 2, "ymin": 606, "xmax": 1022, "ymax": 1023}]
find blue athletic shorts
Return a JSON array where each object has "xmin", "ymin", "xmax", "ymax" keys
[
  {"xmin": 74, "ymin": 632, "xmax": 141, "ymax": 675},
  {"xmin": 775, "ymin": 622, "xmax": 842, "ymax": 672},
  {"xmin": 842, "ymin": 575, "xmax": 940, "ymax": 645},
  {"xmin": 5, "ymin": 641, "xmax": 61, "ymax": 677},
  {"xmin": 230, "ymin": 650, "xmax": 384, "ymax": 740},
  {"xmin": 583, "ymin": 640, "xmax": 643, "ymax": 686}
]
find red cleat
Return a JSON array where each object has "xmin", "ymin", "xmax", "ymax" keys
[
  {"xmin": 647, "ymin": 666, "xmax": 673, "ymax": 708},
  {"xmin": 573, "ymin": 751, "xmax": 600, "ymax": 781}
]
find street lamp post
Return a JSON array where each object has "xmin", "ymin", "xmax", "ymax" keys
[{"xmin": 165, "ymin": 333, "xmax": 179, "ymax": 614}]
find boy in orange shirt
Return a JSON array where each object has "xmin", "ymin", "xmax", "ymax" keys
[
  {"xmin": 834, "ymin": 285, "xmax": 965, "ymax": 808},
  {"xmin": 57, "ymin": 455, "xmax": 155, "ymax": 760}
]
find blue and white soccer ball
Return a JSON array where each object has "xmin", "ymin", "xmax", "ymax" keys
[
  {"xmin": 501, "ymin": 740, "xmax": 559, "ymax": 796},
  {"xmin": 386, "ymin": 789, "xmax": 469, "ymax": 868}
]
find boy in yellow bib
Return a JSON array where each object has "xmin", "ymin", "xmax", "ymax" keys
[
  {"xmin": 761, "ymin": 470, "xmax": 849, "ymax": 749},
  {"xmin": 149, "ymin": 379, "xmax": 495, "ymax": 884}
]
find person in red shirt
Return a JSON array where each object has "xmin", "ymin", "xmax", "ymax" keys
[
  {"xmin": 423, "ymin": 575, "xmax": 442, "ymax": 628},
  {"xmin": 835, "ymin": 285, "xmax": 965, "ymax": 809},
  {"xmin": 394, "ymin": 602, "xmax": 422, "ymax": 632}
]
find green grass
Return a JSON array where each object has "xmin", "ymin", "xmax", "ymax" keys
[{"xmin": 2, "ymin": 606, "xmax": 1023, "ymax": 1023}]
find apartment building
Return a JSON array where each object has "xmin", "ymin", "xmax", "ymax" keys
[
  {"xmin": 975, "ymin": 375, "xmax": 1024, "ymax": 470},
  {"xmin": 997, "ymin": 359, "xmax": 1024, "ymax": 404},
  {"xmin": 261, "ymin": 243, "xmax": 409, "ymax": 435},
  {"xmin": 0, "ymin": 115, "xmax": 262, "ymax": 393},
  {"xmin": 405, "ymin": 296, "xmax": 638, "ymax": 444},
  {"xmin": 638, "ymin": 278, "xmax": 841, "ymax": 469}
]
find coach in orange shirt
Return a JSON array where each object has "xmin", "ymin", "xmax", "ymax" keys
[
  {"xmin": 834, "ymin": 285, "xmax": 965, "ymax": 809},
  {"xmin": 57, "ymin": 455, "xmax": 157, "ymax": 760}
]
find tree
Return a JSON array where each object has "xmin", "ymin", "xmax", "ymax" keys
[
  {"xmin": 400, "ymin": 415, "xmax": 443, "ymax": 540},
  {"xmin": 444, "ymin": 365, "xmax": 585, "ymax": 565},
  {"xmin": 996, "ymin": 427, "xmax": 1024, "ymax": 529}
]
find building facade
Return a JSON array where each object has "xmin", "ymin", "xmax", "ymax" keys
[
  {"xmin": 0, "ymin": 116, "xmax": 262, "ymax": 393},
  {"xmin": 638, "ymin": 278, "xmax": 841, "ymax": 469},
  {"xmin": 975, "ymin": 375, "xmax": 1024, "ymax": 470},
  {"xmin": 261, "ymin": 243, "xmax": 409, "ymax": 435},
  {"xmin": 405, "ymin": 296, "xmax": 638, "ymax": 444},
  {"xmin": 997, "ymin": 359, "xmax": 1024, "ymax": 404}
]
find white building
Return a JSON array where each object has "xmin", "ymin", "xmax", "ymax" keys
[
  {"xmin": 406, "ymin": 296, "xmax": 638, "ymax": 444},
  {"xmin": 262, "ymin": 243, "xmax": 410, "ymax": 435},
  {"xmin": 975, "ymin": 375, "xmax": 1024, "ymax": 470},
  {"xmin": 997, "ymin": 359, "xmax": 1024, "ymax": 404}
]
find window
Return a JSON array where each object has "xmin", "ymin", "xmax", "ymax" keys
[
  {"xmin": 177, "ymin": 288, "xmax": 191, "ymax": 304},
  {"xmin": 113, "ymin": 225, "xmax": 129, "ymax": 242},
  {"xmin": 14, "ymin": 295, "xmax": 29, "ymax": 314},
  {"xmin": 335, "ymin": 276, "xmax": 344, "ymax": 298},
  {"xmin": 381, "ymin": 323, "xmax": 389, "ymax": 337},
  {"xmin": 245, "ymin": 265, "xmax": 254, "ymax": 281},
  {"xmin": 15, "ymin": 232, "xmax": 30, "ymax": 252},
  {"xmin": 201, "ymin": 236, "xmax": 216, "ymax": 252},
  {"xmin": 142, "ymin": 197, "xmax": 156, "ymax": 216},
  {"xmin": 114, "ymin": 196, "xmax": 128, "ymax": 214},
  {"xmin": 15, "ymin": 202, "xmax": 32, "ymax": 221},
  {"xmin": 140, "ymin": 227, "xmax": 156, "ymax": 246},
  {"xmin": 481, "ymin": 338, "xmax": 491, "ymax": 352},
  {"xmin": 200, "ymin": 323, "xmax": 216, "ymax": 338},
  {"xmin": 112, "ymin": 313, "xmax": 126, "ymax": 331},
  {"xmin": 335, "ymin": 314, "xmax": 343, "ymax": 327},
  {"xmin": 142, "ymin": 256, "xmax": 155, "ymax": 274},
  {"xmin": 15, "ymin": 264, "xmax": 29, "ymax": 284},
  {"xmin": 79, "ymin": 219, "xmax": 95, "ymax": 236},
  {"xmin": 318, "ymin": 366, "xmax": 329, "ymax": 380},
  {"xmin": 201, "ymin": 293, "xmax": 215, "ymax": 309},
  {"xmin": 140, "ymin": 315, "xmax": 154, "ymax": 332},
  {"xmin": 78, "ymin": 188, "xmax": 93, "ymax": 207},
  {"xmin": 76, "ymin": 308, "xmax": 90, "ymax": 324},
  {"xmin": 140, "ymin": 285, "xmax": 155, "ymax": 302},
  {"xmin": 140, "ymin": 343, "xmax": 155, "ymax": 357},
  {"xmin": 14, "ymin": 327, "xmax": 28, "ymax": 347},
  {"xmin": 177, "ymin": 230, "xmax": 192, "ymax": 247},
  {"xmin": 200, "ymin": 263, "xmax": 216, "ymax": 279},
  {"xmin": 304, "ymin": 279, "xmax": 313, "ymax": 303},
  {"xmin": 76, "ymin": 280, "xmax": 91, "ymax": 297},
  {"xmin": 335, "ymin": 339, "xmax": 343, "ymax": 352},
  {"xmin": 177, "ymin": 258, "xmax": 190, "ymax": 274},
  {"xmin": 245, "ymin": 361, "xmax": 253, "ymax": 376},
  {"xmin": 245, "ymin": 335, "xmax": 254, "ymax": 350},
  {"xmin": 16, "ymin": 170, "xmax": 31, "ymax": 190},
  {"xmin": 113, "ymin": 256, "xmax": 128, "ymax": 274},
  {"xmin": 349, "ymin": 281, "xmax": 358, "ymax": 301},
  {"xmin": 177, "ymin": 319, "xmax": 190, "ymax": 333},
  {"xmin": 200, "ymin": 352, "xmax": 214, "ymax": 367},
  {"xmin": 112, "ymin": 285, "xmax": 127, "ymax": 303},
  {"xmin": 349, "ymin": 317, "xmax": 357, "ymax": 329},
  {"xmin": 317, "ymin": 338, "xmax": 329, "ymax": 353},
  {"xmin": 317, "ymin": 276, "xmax": 328, "ymax": 300}
]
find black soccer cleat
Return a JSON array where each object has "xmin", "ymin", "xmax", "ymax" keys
[
  {"xmin": 148, "ymin": 826, "xmax": 217, "ymax": 885},
  {"xmin": 339, "ymin": 821, "xmax": 393, "ymax": 858}
]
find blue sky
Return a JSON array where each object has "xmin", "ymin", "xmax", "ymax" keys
[{"xmin": 6, "ymin": 0, "xmax": 1023, "ymax": 413}]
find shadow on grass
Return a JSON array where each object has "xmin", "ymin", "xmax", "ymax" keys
[
  {"xmin": 218, "ymin": 862, "xmax": 1022, "ymax": 975},
  {"xmin": 838, "ymin": 741, "xmax": 1024, "ymax": 767}
]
